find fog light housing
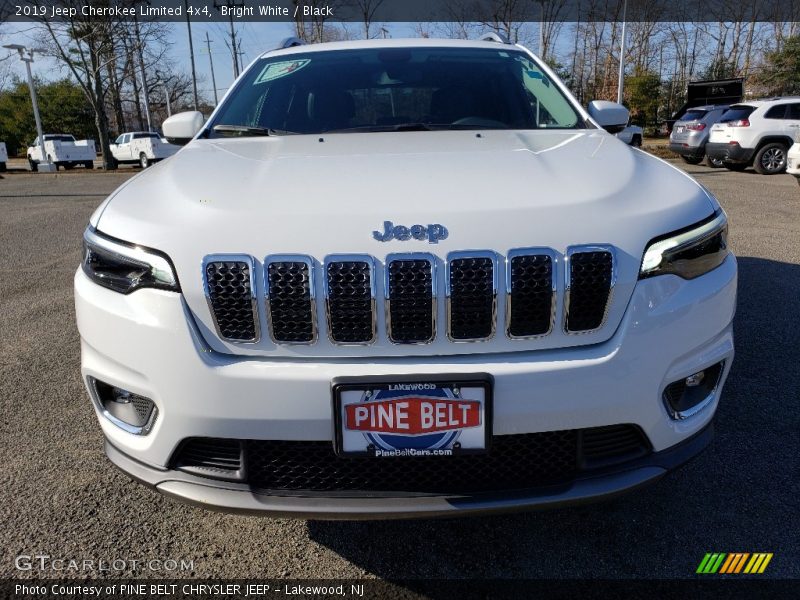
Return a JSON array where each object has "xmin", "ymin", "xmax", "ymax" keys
[
  {"xmin": 88, "ymin": 377, "xmax": 157, "ymax": 435},
  {"xmin": 663, "ymin": 362, "xmax": 724, "ymax": 420}
]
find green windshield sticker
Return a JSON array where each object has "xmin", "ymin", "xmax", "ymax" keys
[{"xmin": 253, "ymin": 59, "xmax": 311, "ymax": 84}]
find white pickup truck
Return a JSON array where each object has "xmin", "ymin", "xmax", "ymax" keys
[
  {"xmin": 27, "ymin": 134, "xmax": 95, "ymax": 171},
  {"xmin": 111, "ymin": 131, "xmax": 178, "ymax": 168},
  {"xmin": 0, "ymin": 142, "xmax": 7, "ymax": 172}
]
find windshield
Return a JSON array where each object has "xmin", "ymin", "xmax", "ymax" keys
[{"xmin": 209, "ymin": 46, "xmax": 583, "ymax": 135}]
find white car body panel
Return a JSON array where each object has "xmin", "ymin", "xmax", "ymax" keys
[{"xmin": 787, "ymin": 141, "xmax": 800, "ymax": 179}]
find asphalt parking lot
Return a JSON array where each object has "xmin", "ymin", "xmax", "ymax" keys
[{"xmin": 0, "ymin": 160, "xmax": 798, "ymax": 582}]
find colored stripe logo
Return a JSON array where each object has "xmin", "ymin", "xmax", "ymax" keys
[{"xmin": 697, "ymin": 553, "xmax": 773, "ymax": 574}]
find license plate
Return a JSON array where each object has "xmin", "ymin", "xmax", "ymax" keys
[{"xmin": 333, "ymin": 376, "xmax": 492, "ymax": 457}]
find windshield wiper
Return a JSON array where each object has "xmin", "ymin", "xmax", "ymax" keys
[
  {"xmin": 212, "ymin": 124, "xmax": 278, "ymax": 137},
  {"xmin": 326, "ymin": 123, "xmax": 438, "ymax": 133}
]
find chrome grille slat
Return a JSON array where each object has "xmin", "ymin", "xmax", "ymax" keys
[
  {"xmin": 385, "ymin": 253, "xmax": 437, "ymax": 344},
  {"xmin": 506, "ymin": 248, "xmax": 556, "ymax": 339},
  {"xmin": 324, "ymin": 256, "xmax": 377, "ymax": 345},
  {"xmin": 564, "ymin": 246, "xmax": 615, "ymax": 334},
  {"xmin": 202, "ymin": 255, "xmax": 260, "ymax": 343},
  {"xmin": 264, "ymin": 255, "xmax": 317, "ymax": 344},
  {"xmin": 446, "ymin": 251, "xmax": 497, "ymax": 342}
]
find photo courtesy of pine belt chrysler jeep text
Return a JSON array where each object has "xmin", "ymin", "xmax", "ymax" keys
[{"xmin": 75, "ymin": 36, "xmax": 737, "ymax": 519}]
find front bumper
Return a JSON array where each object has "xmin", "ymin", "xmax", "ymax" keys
[
  {"xmin": 75, "ymin": 254, "xmax": 737, "ymax": 517},
  {"xmin": 705, "ymin": 142, "xmax": 754, "ymax": 165},
  {"xmin": 105, "ymin": 423, "xmax": 713, "ymax": 519}
]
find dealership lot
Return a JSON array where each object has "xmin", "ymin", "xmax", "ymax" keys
[{"xmin": 0, "ymin": 163, "xmax": 797, "ymax": 580}]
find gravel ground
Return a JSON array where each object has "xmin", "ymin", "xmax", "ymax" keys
[{"xmin": 0, "ymin": 162, "xmax": 797, "ymax": 582}]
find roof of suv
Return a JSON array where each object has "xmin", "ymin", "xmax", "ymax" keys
[
  {"xmin": 731, "ymin": 97, "xmax": 800, "ymax": 108},
  {"xmin": 260, "ymin": 37, "xmax": 521, "ymax": 59}
]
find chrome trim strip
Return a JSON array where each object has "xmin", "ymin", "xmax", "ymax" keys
[
  {"xmin": 87, "ymin": 377, "xmax": 158, "ymax": 436},
  {"xmin": 263, "ymin": 254, "xmax": 318, "ymax": 345},
  {"xmin": 563, "ymin": 245, "xmax": 616, "ymax": 335},
  {"xmin": 201, "ymin": 254, "xmax": 261, "ymax": 344},
  {"xmin": 323, "ymin": 254, "xmax": 378, "ymax": 346},
  {"xmin": 384, "ymin": 252, "xmax": 437, "ymax": 345},
  {"xmin": 664, "ymin": 361, "xmax": 726, "ymax": 420},
  {"xmin": 505, "ymin": 247, "xmax": 558, "ymax": 340},
  {"xmin": 445, "ymin": 250, "xmax": 498, "ymax": 343}
]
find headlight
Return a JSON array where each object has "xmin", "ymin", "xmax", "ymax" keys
[
  {"xmin": 639, "ymin": 211, "xmax": 729, "ymax": 280},
  {"xmin": 82, "ymin": 227, "xmax": 180, "ymax": 294}
]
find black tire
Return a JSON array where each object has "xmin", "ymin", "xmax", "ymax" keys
[
  {"xmin": 753, "ymin": 142, "xmax": 788, "ymax": 175},
  {"xmin": 63, "ymin": 162, "xmax": 75, "ymax": 170},
  {"xmin": 724, "ymin": 162, "xmax": 748, "ymax": 171},
  {"xmin": 139, "ymin": 153, "xmax": 150, "ymax": 169},
  {"xmin": 28, "ymin": 157, "xmax": 38, "ymax": 172},
  {"xmin": 84, "ymin": 161, "xmax": 94, "ymax": 169},
  {"xmin": 0, "ymin": 162, "xmax": 6, "ymax": 172},
  {"xmin": 681, "ymin": 155, "xmax": 703, "ymax": 165},
  {"xmin": 705, "ymin": 154, "xmax": 725, "ymax": 168},
  {"xmin": 631, "ymin": 135, "xmax": 642, "ymax": 147}
]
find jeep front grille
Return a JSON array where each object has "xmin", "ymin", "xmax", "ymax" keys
[
  {"xmin": 265, "ymin": 256, "xmax": 316, "ymax": 344},
  {"xmin": 447, "ymin": 252, "xmax": 497, "ymax": 341},
  {"xmin": 324, "ymin": 256, "xmax": 376, "ymax": 344},
  {"xmin": 203, "ymin": 256, "xmax": 259, "ymax": 343},
  {"xmin": 201, "ymin": 246, "xmax": 616, "ymax": 347},
  {"xmin": 565, "ymin": 247, "xmax": 615, "ymax": 333},
  {"xmin": 506, "ymin": 250, "xmax": 555, "ymax": 338},
  {"xmin": 385, "ymin": 254, "xmax": 436, "ymax": 344}
]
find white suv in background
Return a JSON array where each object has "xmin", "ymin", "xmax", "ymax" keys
[{"xmin": 706, "ymin": 98, "xmax": 800, "ymax": 174}]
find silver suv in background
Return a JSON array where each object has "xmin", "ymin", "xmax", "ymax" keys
[{"xmin": 669, "ymin": 105, "xmax": 729, "ymax": 167}]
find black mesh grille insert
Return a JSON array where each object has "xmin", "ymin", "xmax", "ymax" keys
[
  {"xmin": 448, "ymin": 256, "xmax": 495, "ymax": 340},
  {"xmin": 204, "ymin": 261, "xmax": 257, "ymax": 341},
  {"xmin": 266, "ymin": 261, "xmax": 315, "ymax": 343},
  {"xmin": 566, "ymin": 251, "xmax": 613, "ymax": 332},
  {"xmin": 175, "ymin": 438, "xmax": 244, "ymax": 481},
  {"xmin": 508, "ymin": 254, "xmax": 553, "ymax": 337},
  {"xmin": 387, "ymin": 259, "xmax": 434, "ymax": 343},
  {"xmin": 326, "ymin": 261, "xmax": 374, "ymax": 344},
  {"xmin": 172, "ymin": 425, "xmax": 652, "ymax": 494}
]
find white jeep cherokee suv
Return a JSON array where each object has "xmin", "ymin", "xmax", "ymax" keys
[
  {"xmin": 706, "ymin": 98, "xmax": 800, "ymax": 174},
  {"xmin": 75, "ymin": 38, "xmax": 736, "ymax": 519}
]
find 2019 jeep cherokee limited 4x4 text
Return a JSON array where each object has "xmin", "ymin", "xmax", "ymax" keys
[{"xmin": 75, "ymin": 38, "xmax": 736, "ymax": 519}]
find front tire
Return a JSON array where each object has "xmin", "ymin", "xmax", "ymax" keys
[
  {"xmin": 28, "ymin": 157, "xmax": 38, "ymax": 172},
  {"xmin": 631, "ymin": 135, "xmax": 642, "ymax": 147},
  {"xmin": 681, "ymin": 155, "xmax": 703, "ymax": 165},
  {"xmin": 753, "ymin": 143, "xmax": 788, "ymax": 175},
  {"xmin": 139, "ymin": 153, "xmax": 150, "ymax": 169}
]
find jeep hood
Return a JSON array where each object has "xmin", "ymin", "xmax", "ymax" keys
[{"xmin": 92, "ymin": 130, "xmax": 717, "ymax": 358}]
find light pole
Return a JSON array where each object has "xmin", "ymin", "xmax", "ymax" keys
[
  {"xmin": 4, "ymin": 44, "xmax": 56, "ymax": 172},
  {"xmin": 617, "ymin": 0, "xmax": 628, "ymax": 105}
]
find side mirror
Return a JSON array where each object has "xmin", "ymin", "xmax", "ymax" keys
[
  {"xmin": 163, "ymin": 111, "xmax": 205, "ymax": 146},
  {"xmin": 587, "ymin": 101, "xmax": 629, "ymax": 134}
]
